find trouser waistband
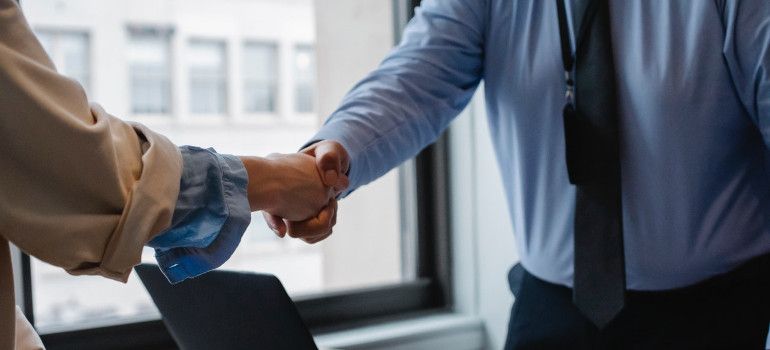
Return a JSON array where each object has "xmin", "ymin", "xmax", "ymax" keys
[{"xmin": 508, "ymin": 252, "xmax": 770, "ymax": 299}]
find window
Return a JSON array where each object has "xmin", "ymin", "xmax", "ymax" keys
[
  {"xmin": 21, "ymin": 0, "xmax": 449, "ymax": 348},
  {"xmin": 294, "ymin": 45, "xmax": 316, "ymax": 113},
  {"xmin": 242, "ymin": 42, "xmax": 278, "ymax": 114},
  {"xmin": 34, "ymin": 30, "xmax": 90, "ymax": 94},
  {"xmin": 188, "ymin": 40, "xmax": 228, "ymax": 115},
  {"xmin": 128, "ymin": 27, "xmax": 172, "ymax": 115}
]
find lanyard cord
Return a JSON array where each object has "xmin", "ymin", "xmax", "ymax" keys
[
  {"xmin": 555, "ymin": 0, "xmax": 575, "ymax": 106},
  {"xmin": 556, "ymin": 0, "xmax": 574, "ymax": 73},
  {"xmin": 556, "ymin": 0, "xmax": 605, "ymax": 106}
]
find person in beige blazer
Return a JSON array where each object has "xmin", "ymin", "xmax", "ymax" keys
[{"xmin": 0, "ymin": 0, "xmax": 346, "ymax": 348}]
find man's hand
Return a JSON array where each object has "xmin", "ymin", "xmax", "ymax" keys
[
  {"xmin": 262, "ymin": 140, "xmax": 350, "ymax": 243},
  {"xmin": 239, "ymin": 153, "xmax": 335, "ymax": 222}
]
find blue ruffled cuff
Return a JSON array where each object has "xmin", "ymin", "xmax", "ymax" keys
[{"xmin": 148, "ymin": 146, "xmax": 251, "ymax": 284}]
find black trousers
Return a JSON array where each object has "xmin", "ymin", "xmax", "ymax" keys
[{"xmin": 504, "ymin": 254, "xmax": 770, "ymax": 350}]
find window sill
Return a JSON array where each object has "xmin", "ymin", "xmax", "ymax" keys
[{"xmin": 314, "ymin": 313, "xmax": 485, "ymax": 350}]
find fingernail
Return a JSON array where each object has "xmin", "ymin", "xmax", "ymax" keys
[{"xmin": 324, "ymin": 170, "xmax": 337, "ymax": 183}]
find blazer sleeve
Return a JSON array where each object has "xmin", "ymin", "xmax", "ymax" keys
[{"xmin": 0, "ymin": 0, "xmax": 183, "ymax": 282}]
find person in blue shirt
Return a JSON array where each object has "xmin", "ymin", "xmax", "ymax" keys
[{"xmin": 266, "ymin": 0, "xmax": 770, "ymax": 348}]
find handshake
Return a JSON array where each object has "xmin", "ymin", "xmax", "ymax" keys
[{"xmin": 239, "ymin": 140, "xmax": 350, "ymax": 244}]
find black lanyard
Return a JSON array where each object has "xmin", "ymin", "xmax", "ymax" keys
[
  {"xmin": 556, "ymin": 0, "xmax": 574, "ymax": 74},
  {"xmin": 556, "ymin": 0, "xmax": 575, "ymax": 108},
  {"xmin": 555, "ymin": 0, "xmax": 600, "ymax": 108}
]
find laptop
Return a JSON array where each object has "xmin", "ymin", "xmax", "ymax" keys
[{"xmin": 135, "ymin": 264, "xmax": 318, "ymax": 350}]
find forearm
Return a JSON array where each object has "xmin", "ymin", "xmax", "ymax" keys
[
  {"xmin": 309, "ymin": 0, "xmax": 485, "ymax": 195},
  {"xmin": 239, "ymin": 156, "xmax": 279, "ymax": 212}
]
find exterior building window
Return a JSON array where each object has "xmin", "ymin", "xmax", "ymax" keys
[
  {"xmin": 22, "ymin": 2, "xmax": 434, "ymax": 345},
  {"xmin": 242, "ymin": 42, "xmax": 278, "ymax": 114},
  {"xmin": 35, "ymin": 30, "xmax": 91, "ymax": 94},
  {"xmin": 188, "ymin": 40, "xmax": 228, "ymax": 115},
  {"xmin": 293, "ymin": 45, "xmax": 316, "ymax": 113},
  {"xmin": 128, "ymin": 27, "xmax": 172, "ymax": 115}
]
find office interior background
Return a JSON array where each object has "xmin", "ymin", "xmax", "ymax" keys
[{"xmin": 11, "ymin": 0, "xmax": 589, "ymax": 349}]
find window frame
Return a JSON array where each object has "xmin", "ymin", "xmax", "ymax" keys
[{"xmin": 24, "ymin": 1, "xmax": 453, "ymax": 349}]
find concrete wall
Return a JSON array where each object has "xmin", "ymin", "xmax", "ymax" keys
[
  {"xmin": 314, "ymin": 0, "xmax": 403, "ymax": 291},
  {"xmin": 449, "ymin": 86, "xmax": 518, "ymax": 349}
]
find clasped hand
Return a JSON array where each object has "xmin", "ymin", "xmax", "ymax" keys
[{"xmin": 240, "ymin": 141, "xmax": 349, "ymax": 244}]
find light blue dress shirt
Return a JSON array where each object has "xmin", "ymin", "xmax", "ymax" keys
[
  {"xmin": 310, "ymin": 0, "xmax": 770, "ymax": 290},
  {"xmin": 148, "ymin": 146, "xmax": 251, "ymax": 284}
]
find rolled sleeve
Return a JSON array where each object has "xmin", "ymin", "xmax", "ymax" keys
[{"xmin": 148, "ymin": 146, "xmax": 251, "ymax": 283}]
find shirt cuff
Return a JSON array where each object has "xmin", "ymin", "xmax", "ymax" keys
[{"xmin": 148, "ymin": 146, "xmax": 251, "ymax": 284}]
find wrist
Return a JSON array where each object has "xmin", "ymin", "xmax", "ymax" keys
[{"xmin": 238, "ymin": 156, "xmax": 279, "ymax": 212}]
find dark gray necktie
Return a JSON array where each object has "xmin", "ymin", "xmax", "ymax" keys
[{"xmin": 556, "ymin": 0, "xmax": 626, "ymax": 328}]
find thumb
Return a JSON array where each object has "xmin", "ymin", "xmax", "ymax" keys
[{"xmin": 312, "ymin": 142, "xmax": 347, "ymax": 187}]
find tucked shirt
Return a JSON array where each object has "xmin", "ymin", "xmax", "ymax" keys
[
  {"xmin": 310, "ymin": 0, "xmax": 770, "ymax": 290},
  {"xmin": 149, "ymin": 146, "xmax": 251, "ymax": 283}
]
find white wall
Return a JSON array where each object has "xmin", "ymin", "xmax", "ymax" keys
[
  {"xmin": 449, "ymin": 86, "xmax": 518, "ymax": 349},
  {"xmin": 314, "ymin": 0, "xmax": 403, "ymax": 291}
]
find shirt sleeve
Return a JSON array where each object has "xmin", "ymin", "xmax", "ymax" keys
[
  {"xmin": 721, "ymin": 0, "xmax": 770, "ymax": 148},
  {"xmin": 308, "ymin": 0, "xmax": 487, "ymax": 196},
  {"xmin": 148, "ymin": 146, "xmax": 251, "ymax": 284}
]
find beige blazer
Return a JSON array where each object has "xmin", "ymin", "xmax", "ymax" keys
[{"xmin": 0, "ymin": 0, "xmax": 183, "ymax": 348}]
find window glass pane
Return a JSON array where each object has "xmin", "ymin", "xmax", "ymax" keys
[
  {"xmin": 128, "ymin": 28, "xmax": 172, "ymax": 114},
  {"xmin": 34, "ymin": 30, "xmax": 90, "ymax": 94},
  {"xmin": 22, "ymin": 0, "xmax": 408, "ymax": 334},
  {"xmin": 243, "ymin": 42, "xmax": 278, "ymax": 113},
  {"xmin": 189, "ymin": 40, "xmax": 227, "ymax": 114},
  {"xmin": 294, "ymin": 45, "xmax": 316, "ymax": 113}
]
